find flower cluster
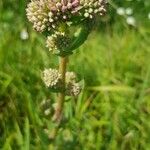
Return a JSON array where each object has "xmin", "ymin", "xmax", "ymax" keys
[
  {"xmin": 46, "ymin": 31, "xmax": 71, "ymax": 54},
  {"xmin": 26, "ymin": 0, "xmax": 49, "ymax": 32},
  {"xmin": 42, "ymin": 68, "xmax": 81, "ymax": 96},
  {"xmin": 42, "ymin": 68, "xmax": 62, "ymax": 90},
  {"xmin": 66, "ymin": 82, "xmax": 81, "ymax": 96},
  {"xmin": 80, "ymin": 0, "xmax": 107, "ymax": 18},
  {"xmin": 26, "ymin": 0, "xmax": 107, "ymax": 54},
  {"xmin": 26, "ymin": 0, "xmax": 107, "ymax": 32},
  {"xmin": 65, "ymin": 72, "xmax": 81, "ymax": 96}
]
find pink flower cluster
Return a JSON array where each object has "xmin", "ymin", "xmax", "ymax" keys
[{"xmin": 26, "ymin": 0, "xmax": 107, "ymax": 32}]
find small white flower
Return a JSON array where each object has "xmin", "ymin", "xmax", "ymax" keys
[
  {"xmin": 40, "ymin": 99, "xmax": 51, "ymax": 109},
  {"xmin": 117, "ymin": 7, "xmax": 125, "ymax": 16},
  {"xmin": 126, "ymin": 16, "xmax": 136, "ymax": 26},
  {"xmin": 125, "ymin": 8, "xmax": 133, "ymax": 15},
  {"xmin": 44, "ymin": 109, "xmax": 51, "ymax": 116},
  {"xmin": 20, "ymin": 29, "xmax": 29, "ymax": 40}
]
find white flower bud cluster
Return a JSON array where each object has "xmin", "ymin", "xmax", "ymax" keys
[
  {"xmin": 42, "ymin": 68, "xmax": 61, "ymax": 88},
  {"xmin": 80, "ymin": 0, "xmax": 107, "ymax": 18},
  {"xmin": 26, "ymin": 0, "xmax": 107, "ymax": 32},
  {"xmin": 42, "ymin": 68, "xmax": 82, "ymax": 96},
  {"xmin": 26, "ymin": 1, "xmax": 49, "ymax": 32},
  {"xmin": 26, "ymin": 0, "xmax": 80, "ymax": 32},
  {"xmin": 66, "ymin": 82, "xmax": 81, "ymax": 97},
  {"xmin": 46, "ymin": 32, "xmax": 71, "ymax": 54},
  {"xmin": 65, "ymin": 72, "xmax": 82, "ymax": 96}
]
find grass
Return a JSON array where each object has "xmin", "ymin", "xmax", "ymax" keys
[{"xmin": 0, "ymin": 1, "xmax": 150, "ymax": 149}]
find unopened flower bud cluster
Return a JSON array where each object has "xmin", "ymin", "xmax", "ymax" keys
[
  {"xmin": 26, "ymin": 1, "xmax": 49, "ymax": 32},
  {"xmin": 26, "ymin": 0, "xmax": 107, "ymax": 32},
  {"xmin": 26, "ymin": 0, "xmax": 80, "ymax": 33},
  {"xmin": 65, "ymin": 72, "xmax": 81, "ymax": 96},
  {"xmin": 46, "ymin": 32, "xmax": 71, "ymax": 54},
  {"xmin": 42, "ymin": 68, "xmax": 81, "ymax": 96},
  {"xmin": 42, "ymin": 68, "xmax": 62, "ymax": 90},
  {"xmin": 81, "ymin": 0, "xmax": 107, "ymax": 18}
]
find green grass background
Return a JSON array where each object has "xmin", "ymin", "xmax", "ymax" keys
[{"xmin": 0, "ymin": 0, "xmax": 150, "ymax": 149}]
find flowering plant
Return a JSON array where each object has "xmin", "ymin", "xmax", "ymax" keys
[
  {"xmin": 26, "ymin": 0, "xmax": 107, "ymax": 139},
  {"xmin": 26, "ymin": 0, "xmax": 107, "ymax": 55}
]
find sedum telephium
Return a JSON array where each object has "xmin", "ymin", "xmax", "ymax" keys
[{"xmin": 26, "ymin": 0, "xmax": 107, "ymax": 139}]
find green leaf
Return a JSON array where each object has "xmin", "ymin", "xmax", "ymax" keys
[
  {"xmin": 57, "ymin": 19, "xmax": 94, "ymax": 57},
  {"xmin": 88, "ymin": 85, "xmax": 136, "ymax": 93},
  {"xmin": 24, "ymin": 117, "xmax": 30, "ymax": 150},
  {"xmin": 68, "ymin": 19, "xmax": 94, "ymax": 51}
]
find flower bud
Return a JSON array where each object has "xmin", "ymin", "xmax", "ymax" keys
[
  {"xmin": 42, "ymin": 69, "xmax": 82, "ymax": 96},
  {"xmin": 42, "ymin": 68, "xmax": 62, "ymax": 89},
  {"xmin": 46, "ymin": 32, "xmax": 71, "ymax": 55},
  {"xmin": 66, "ymin": 71, "xmax": 82, "ymax": 96},
  {"xmin": 66, "ymin": 82, "xmax": 82, "ymax": 97},
  {"xmin": 26, "ymin": 0, "xmax": 107, "ymax": 33}
]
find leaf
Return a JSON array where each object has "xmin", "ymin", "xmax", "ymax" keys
[
  {"xmin": 88, "ymin": 85, "xmax": 136, "ymax": 93},
  {"xmin": 24, "ymin": 117, "xmax": 30, "ymax": 150},
  {"xmin": 57, "ymin": 19, "xmax": 95, "ymax": 56},
  {"xmin": 68, "ymin": 19, "xmax": 94, "ymax": 51}
]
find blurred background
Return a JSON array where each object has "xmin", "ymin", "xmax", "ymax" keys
[{"xmin": 0, "ymin": 0, "xmax": 150, "ymax": 149}]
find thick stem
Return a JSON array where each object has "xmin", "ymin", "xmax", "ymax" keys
[
  {"xmin": 49, "ymin": 57, "xmax": 68, "ymax": 140},
  {"xmin": 53, "ymin": 56, "xmax": 68, "ymax": 123}
]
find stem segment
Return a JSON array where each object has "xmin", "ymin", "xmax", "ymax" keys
[
  {"xmin": 50, "ymin": 57, "xmax": 68, "ymax": 140},
  {"xmin": 53, "ymin": 56, "xmax": 68, "ymax": 123}
]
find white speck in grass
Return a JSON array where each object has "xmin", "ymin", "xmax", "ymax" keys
[
  {"xmin": 126, "ymin": 16, "xmax": 136, "ymax": 26},
  {"xmin": 125, "ymin": 7, "xmax": 133, "ymax": 15},
  {"xmin": 44, "ymin": 128, "xmax": 49, "ymax": 134},
  {"xmin": 148, "ymin": 13, "xmax": 150, "ymax": 20},
  {"xmin": 20, "ymin": 29, "xmax": 29, "ymax": 40},
  {"xmin": 44, "ymin": 109, "xmax": 51, "ymax": 116},
  {"xmin": 116, "ymin": 7, "xmax": 125, "ymax": 16}
]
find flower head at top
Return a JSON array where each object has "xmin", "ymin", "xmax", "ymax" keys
[
  {"xmin": 26, "ymin": 0, "xmax": 107, "ymax": 56},
  {"xmin": 26, "ymin": 0, "xmax": 107, "ymax": 33}
]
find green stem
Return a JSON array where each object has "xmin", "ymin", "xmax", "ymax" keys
[
  {"xmin": 50, "ymin": 57, "xmax": 68, "ymax": 139},
  {"xmin": 54, "ymin": 56, "xmax": 68, "ymax": 122}
]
